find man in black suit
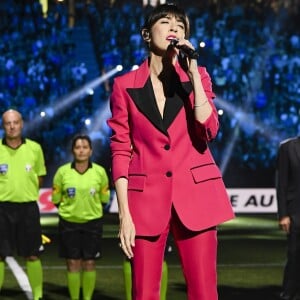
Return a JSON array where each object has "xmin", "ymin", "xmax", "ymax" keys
[{"xmin": 276, "ymin": 137, "xmax": 300, "ymax": 300}]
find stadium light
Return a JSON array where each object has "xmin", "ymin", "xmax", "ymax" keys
[{"xmin": 24, "ymin": 65, "xmax": 123, "ymax": 132}]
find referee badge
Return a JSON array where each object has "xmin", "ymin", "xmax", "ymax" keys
[
  {"xmin": 90, "ymin": 188, "xmax": 96, "ymax": 196},
  {"xmin": 67, "ymin": 187, "xmax": 76, "ymax": 198},
  {"xmin": 0, "ymin": 164, "xmax": 8, "ymax": 175},
  {"xmin": 25, "ymin": 164, "xmax": 32, "ymax": 172}
]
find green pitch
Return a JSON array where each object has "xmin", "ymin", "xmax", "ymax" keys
[{"xmin": 1, "ymin": 214, "xmax": 285, "ymax": 300}]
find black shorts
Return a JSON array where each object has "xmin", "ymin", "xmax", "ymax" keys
[
  {"xmin": 58, "ymin": 217, "xmax": 103, "ymax": 260},
  {"xmin": 0, "ymin": 202, "xmax": 43, "ymax": 258}
]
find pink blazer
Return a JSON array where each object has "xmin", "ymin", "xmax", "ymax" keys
[{"xmin": 108, "ymin": 59, "xmax": 234, "ymax": 236}]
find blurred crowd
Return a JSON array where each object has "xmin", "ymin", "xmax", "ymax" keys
[
  {"xmin": 0, "ymin": 0, "xmax": 299, "ymax": 186},
  {"xmin": 87, "ymin": 0, "xmax": 300, "ymax": 186},
  {"xmin": 0, "ymin": 0, "xmax": 94, "ymax": 177}
]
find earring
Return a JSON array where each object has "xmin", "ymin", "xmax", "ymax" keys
[{"xmin": 142, "ymin": 30, "xmax": 150, "ymax": 40}]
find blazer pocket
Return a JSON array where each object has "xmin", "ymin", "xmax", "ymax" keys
[
  {"xmin": 190, "ymin": 164, "xmax": 222, "ymax": 183},
  {"xmin": 128, "ymin": 174, "xmax": 146, "ymax": 191}
]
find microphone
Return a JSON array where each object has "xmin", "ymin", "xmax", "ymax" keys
[{"xmin": 170, "ymin": 38, "xmax": 199, "ymax": 59}]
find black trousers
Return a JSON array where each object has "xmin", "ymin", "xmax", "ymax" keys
[{"xmin": 282, "ymin": 215, "xmax": 300, "ymax": 297}]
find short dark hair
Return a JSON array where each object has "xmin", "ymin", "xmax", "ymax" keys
[
  {"xmin": 142, "ymin": 3, "xmax": 190, "ymax": 38},
  {"xmin": 71, "ymin": 134, "xmax": 92, "ymax": 150}
]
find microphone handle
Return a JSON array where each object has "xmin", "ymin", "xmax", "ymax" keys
[
  {"xmin": 179, "ymin": 45, "xmax": 199, "ymax": 59},
  {"xmin": 169, "ymin": 38, "xmax": 199, "ymax": 59}
]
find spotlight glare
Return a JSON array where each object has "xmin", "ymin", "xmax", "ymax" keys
[
  {"xmin": 25, "ymin": 70, "xmax": 122, "ymax": 132},
  {"xmin": 218, "ymin": 109, "xmax": 224, "ymax": 116},
  {"xmin": 116, "ymin": 65, "xmax": 123, "ymax": 71},
  {"xmin": 86, "ymin": 88, "xmax": 94, "ymax": 95},
  {"xmin": 131, "ymin": 65, "xmax": 139, "ymax": 70},
  {"xmin": 85, "ymin": 118, "xmax": 91, "ymax": 126},
  {"xmin": 199, "ymin": 41, "xmax": 206, "ymax": 48}
]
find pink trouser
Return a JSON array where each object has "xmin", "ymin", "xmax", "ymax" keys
[{"xmin": 131, "ymin": 210, "xmax": 218, "ymax": 300}]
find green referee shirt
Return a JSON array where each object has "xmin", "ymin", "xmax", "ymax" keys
[
  {"xmin": 52, "ymin": 162, "xmax": 110, "ymax": 223},
  {"xmin": 0, "ymin": 138, "xmax": 47, "ymax": 202}
]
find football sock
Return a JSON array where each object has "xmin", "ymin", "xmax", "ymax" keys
[
  {"xmin": 67, "ymin": 271, "xmax": 81, "ymax": 300},
  {"xmin": 26, "ymin": 259, "xmax": 43, "ymax": 300},
  {"xmin": 160, "ymin": 261, "xmax": 168, "ymax": 300},
  {"xmin": 82, "ymin": 270, "xmax": 96, "ymax": 300},
  {"xmin": 0, "ymin": 261, "xmax": 5, "ymax": 290},
  {"xmin": 123, "ymin": 259, "xmax": 132, "ymax": 300}
]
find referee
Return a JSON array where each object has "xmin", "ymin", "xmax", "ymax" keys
[
  {"xmin": 0, "ymin": 109, "xmax": 46, "ymax": 300},
  {"xmin": 52, "ymin": 134, "xmax": 110, "ymax": 300}
]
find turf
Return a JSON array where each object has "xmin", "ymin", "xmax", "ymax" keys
[{"xmin": 0, "ymin": 214, "xmax": 286, "ymax": 299}]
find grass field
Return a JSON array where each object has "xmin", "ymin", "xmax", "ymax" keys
[{"xmin": 1, "ymin": 214, "xmax": 286, "ymax": 300}]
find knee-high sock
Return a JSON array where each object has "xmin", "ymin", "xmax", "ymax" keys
[
  {"xmin": 26, "ymin": 259, "xmax": 43, "ymax": 300},
  {"xmin": 82, "ymin": 270, "xmax": 96, "ymax": 300},
  {"xmin": 160, "ymin": 261, "xmax": 168, "ymax": 300},
  {"xmin": 0, "ymin": 261, "xmax": 5, "ymax": 290},
  {"xmin": 123, "ymin": 259, "xmax": 132, "ymax": 300},
  {"xmin": 67, "ymin": 272, "xmax": 81, "ymax": 300}
]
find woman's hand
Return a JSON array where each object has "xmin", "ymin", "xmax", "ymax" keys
[
  {"xmin": 119, "ymin": 214, "xmax": 136, "ymax": 259},
  {"xmin": 174, "ymin": 39, "xmax": 199, "ymax": 76},
  {"xmin": 114, "ymin": 177, "xmax": 135, "ymax": 258}
]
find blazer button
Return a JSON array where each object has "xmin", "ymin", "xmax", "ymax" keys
[
  {"xmin": 164, "ymin": 144, "xmax": 170, "ymax": 150},
  {"xmin": 166, "ymin": 171, "xmax": 172, "ymax": 177}
]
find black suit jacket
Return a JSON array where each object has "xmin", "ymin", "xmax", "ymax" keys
[{"xmin": 276, "ymin": 136, "xmax": 300, "ymax": 221}]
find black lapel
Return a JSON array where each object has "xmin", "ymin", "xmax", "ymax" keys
[
  {"xmin": 127, "ymin": 77, "xmax": 193, "ymax": 135},
  {"xmin": 127, "ymin": 78, "xmax": 166, "ymax": 134}
]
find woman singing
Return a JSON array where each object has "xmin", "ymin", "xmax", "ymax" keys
[{"xmin": 107, "ymin": 4, "xmax": 234, "ymax": 300}]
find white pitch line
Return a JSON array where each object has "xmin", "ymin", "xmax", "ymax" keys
[
  {"xmin": 40, "ymin": 262, "xmax": 285, "ymax": 270},
  {"xmin": 5, "ymin": 256, "xmax": 32, "ymax": 300}
]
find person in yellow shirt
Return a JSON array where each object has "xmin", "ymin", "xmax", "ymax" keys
[
  {"xmin": 52, "ymin": 134, "xmax": 110, "ymax": 300},
  {"xmin": 0, "ymin": 109, "xmax": 46, "ymax": 300}
]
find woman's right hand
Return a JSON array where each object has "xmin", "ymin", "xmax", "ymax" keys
[{"xmin": 119, "ymin": 214, "xmax": 136, "ymax": 259}]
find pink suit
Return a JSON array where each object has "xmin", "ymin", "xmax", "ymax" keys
[{"xmin": 108, "ymin": 59, "xmax": 234, "ymax": 299}]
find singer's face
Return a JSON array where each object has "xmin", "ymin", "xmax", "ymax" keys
[{"xmin": 150, "ymin": 15, "xmax": 185, "ymax": 54}]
